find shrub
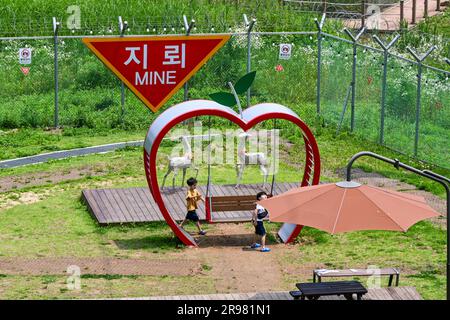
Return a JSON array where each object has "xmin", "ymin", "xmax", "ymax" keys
[
  {"xmin": 75, "ymin": 59, "xmax": 116, "ymax": 89},
  {"xmin": 386, "ymin": 77, "xmax": 416, "ymax": 122},
  {"xmin": 94, "ymin": 97, "xmax": 116, "ymax": 111}
]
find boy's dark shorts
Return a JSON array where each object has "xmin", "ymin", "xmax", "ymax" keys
[
  {"xmin": 255, "ymin": 221, "xmax": 266, "ymax": 236},
  {"xmin": 186, "ymin": 210, "xmax": 199, "ymax": 222}
]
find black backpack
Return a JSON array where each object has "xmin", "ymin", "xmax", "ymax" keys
[{"xmin": 257, "ymin": 208, "xmax": 269, "ymax": 220}]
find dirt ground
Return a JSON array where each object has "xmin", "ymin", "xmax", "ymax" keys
[
  {"xmin": 0, "ymin": 223, "xmax": 291, "ymax": 293},
  {"xmin": 0, "ymin": 216, "xmax": 443, "ymax": 296},
  {"xmin": 0, "ymin": 165, "xmax": 137, "ymax": 210},
  {"xmin": 193, "ymin": 223, "xmax": 290, "ymax": 292},
  {"xmin": 0, "ymin": 257, "xmax": 202, "ymax": 276},
  {"xmin": 0, "ymin": 165, "xmax": 109, "ymax": 193}
]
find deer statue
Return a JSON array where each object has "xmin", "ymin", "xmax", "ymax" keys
[
  {"xmin": 161, "ymin": 136, "xmax": 199, "ymax": 189},
  {"xmin": 235, "ymin": 132, "xmax": 268, "ymax": 188}
]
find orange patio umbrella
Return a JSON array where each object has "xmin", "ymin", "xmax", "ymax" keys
[
  {"xmin": 259, "ymin": 151, "xmax": 449, "ymax": 299},
  {"xmin": 259, "ymin": 181, "xmax": 440, "ymax": 234}
]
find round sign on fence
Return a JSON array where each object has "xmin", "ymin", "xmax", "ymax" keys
[
  {"xmin": 279, "ymin": 43, "xmax": 292, "ymax": 60},
  {"xmin": 19, "ymin": 48, "xmax": 32, "ymax": 65}
]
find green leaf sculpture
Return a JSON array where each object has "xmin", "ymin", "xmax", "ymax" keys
[
  {"xmin": 209, "ymin": 71, "xmax": 256, "ymax": 108},
  {"xmin": 209, "ymin": 92, "xmax": 236, "ymax": 107},
  {"xmin": 234, "ymin": 71, "xmax": 256, "ymax": 95}
]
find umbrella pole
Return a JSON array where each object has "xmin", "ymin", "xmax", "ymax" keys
[{"xmin": 345, "ymin": 151, "xmax": 450, "ymax": 300}]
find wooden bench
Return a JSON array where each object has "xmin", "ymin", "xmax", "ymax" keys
[
  {"xmin": 296, "ymin": 281, "xmax": 368, "ymax": 300},
  {"xmin": 205, "ymin": 195, "xmax": 271, "ymax": 222},
  {"xmin": 208, "ymin": 195, "xmax": 257, "ymax": 212},
  {"xmin": 313, "ymin": 268, "xmax": 400, "ymax": 287}
]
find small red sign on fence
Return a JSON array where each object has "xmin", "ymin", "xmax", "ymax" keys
[
  {"xmin": 83, "ymin": 35, "xmax": 230, "ymax": 112},
  {"xmin": 275, "ymin": 64, "xmax": 284, "ymax": 72},
  {"xmin": 20, "ymin": 67, "xmax": 30, "ymax": 76}
]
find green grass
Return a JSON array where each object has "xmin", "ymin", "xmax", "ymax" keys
[
  {"xmin": 0, "ymin": 6, "xmax": 447, "ymax": 170},
  {"xmin": 0, "ymin": 0, "xmax": 448, "ymax": 300},
  {"xmin": 0, "ymin": 189, "xmax": 181, "ymax": 257},
  {"xmin": 1, "ymin": 102, "xmax": 448, "ymax": 198},
  {"xmin": 0, "ymin": 26, "xmax": 447, "ymax": 169},
  {"xmin": 0, "ymin": 0, "xmax": 322, "ymax": 36},
  {"xmin": 0, "ymin": 142, "xmax": 301, "ymax": 258},
  {"xmin": 417, "ymin": 9, "xmax": 450, "ymax": 39},
  {"xmin": 0, "ymin": 127, "xmax": 448, "ymax": 299},
  {"xmin": 319, "ymin": 35, "xmax": 449, "ymax": 169},
  {"xmin": 396, "ymin": 9, "xmax": 450, "ymax": 69},
  {"xmin": 0, "ymin": 274, "xmax": 215, "ymax": 299},
  {"xmin": 0, "ymin": 127, "xmax": 146, "ymax": 160}
]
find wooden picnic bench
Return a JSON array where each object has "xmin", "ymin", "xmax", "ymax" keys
[
  {"xmin": 313, "ymin": 268, "xmax": 400, "ymax": 287},
  {"xmin": 293, "ymin": 281, "xmax": 368, "ymax": 300}
]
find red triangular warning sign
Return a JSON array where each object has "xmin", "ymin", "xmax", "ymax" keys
[
  {"xmin": 83, "ymin": 35, "xmax": 230, "ymax": 112},
  {"xmin": 21, "ymin": 67, "xmax": 30, "ymax": 76}
]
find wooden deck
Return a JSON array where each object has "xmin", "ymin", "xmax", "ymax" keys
[
  {"xmin": 122, "ymin": 287, "xmax": 422, "ymax": 300},
  {"xmin": 82, "ymin": 182, "xmax": 299, "ymax": 224}
]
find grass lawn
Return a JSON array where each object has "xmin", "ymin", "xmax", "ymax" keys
[
  {"xmin": 0, "ymin": 179, "xmax": 446, "ymax": 298},
  {"xmin": 1, "ymin": 101, "xmax": 448, "ymax": 197},
  {"xmin": 0, "ymin": 125, "xmax": 447, "ymax": 299},
  {"xmin": 0, "ymin": 0, "xmax": 447, "ymax": 301},
  {"xmin": 0, "ymin": 127, "xmax": 146, "ymax": 160},
  {"xmin": 0, "ymin": 274, "xmax": 216, "ymax": 300}
]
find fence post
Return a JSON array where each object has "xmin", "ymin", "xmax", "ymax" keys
[
  {"xmin": 322, "ymin": 0, "xmax": 328, "ymax": 13},
  {"xmin": 182, "ymin": 15, "xmax": 195, "ymax": 101},
  {"xmin": 243, "ymin": 14, "xmax": 256, "ymax": 107},
  {"xmin": 412, "ymin": 0, "xmax": 416, "ymax": 24},
  {"xmin": 407, "ymin": 46, "xmax": 436, "ymax": 157},
  {"xmin": 118, "ymin": 16, "xmax": 128, "ymax": 125},
  {"xmin": 424, "ymin": 0, "xmax": 428, "ymax": 18},
  {"xmin": 373, "ymin": 34, "xmax": 400, "ymax": 145},
  {"xmin": 361, "ymin": 0, "xmax": 366, "ymax": 28},
  {"xmin": 400, "ymin": 0, "xmax": 404, "ymax": 26},
  {"xmin": 336, "ymin": 84, "xmax": 353, "ymax": 135},
  {"xmin": 344, "ymin": 27, "xmax": 366, "ymax": 132},
  {"xmin": 52, "ymin": 17, "xmax": 60, "ymax": 128},
  {"xmin": 437, "ymin": 0, "xmax": 441, "ymax": 11},
  {"xmin": 315, "ymin": 13, "xmax": 326, "ymax": 115}
]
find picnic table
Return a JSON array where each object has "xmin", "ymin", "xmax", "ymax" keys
[
  {"xmin": 313, "ymin": 268, "xmax": 400, "ymax": 286},
  {"xmin": 294, "ymin": 281, "xmax": 368, "ymax": 300}
]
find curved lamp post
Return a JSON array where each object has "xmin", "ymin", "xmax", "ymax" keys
[{"xmin": 346, "ymin": 151, "xmax": 449, "ymax": 300}]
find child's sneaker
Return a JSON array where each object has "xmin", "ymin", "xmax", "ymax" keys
[
  {"xmin": 260, "ymin": 247, "xmax": 271, "ymax": 252},
  {"xmin": 199, "ymin": 230, "xmax": 207, "ymax": 235},
  {"xmin": 250, "ymin": 243, "xmax": 261, "ymax": 249}
]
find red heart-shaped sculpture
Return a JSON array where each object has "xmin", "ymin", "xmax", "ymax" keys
[{"xmin": 144, "ymin": 100, "xmax": 320, "ymax": 247}]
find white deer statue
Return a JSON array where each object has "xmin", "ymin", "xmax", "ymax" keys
[
  {"xmin": 235, "ymin": 132, "xmax": 268, "ymax": 187},
  {"xmin": 161, "ymin": 136, "xmax": 199, "ymax": 189}
]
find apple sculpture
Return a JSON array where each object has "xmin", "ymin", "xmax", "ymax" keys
[{"xmin": 143, "ymin": 73, "xmax": 320, "ymax": 247}]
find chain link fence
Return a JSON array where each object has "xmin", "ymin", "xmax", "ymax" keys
[{"xmin": 0, "ymin": 19, "xmax": 448, "ymax": 168}]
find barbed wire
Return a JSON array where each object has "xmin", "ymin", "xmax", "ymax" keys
[
  {"xmin": 0, "ymin": 9, "xmax": 447, "ymax": 50},
  {"xmin": 283, "ymin": 0, "xmax": 402, "ymax": 6},
  {"xmin": 0, "ymin": 17, "xmax": 317, "ymax": 37}
]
